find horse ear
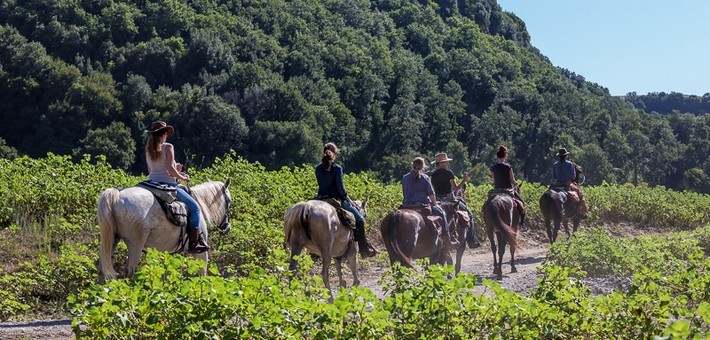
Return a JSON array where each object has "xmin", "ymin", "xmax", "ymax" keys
[
  {"xmin": 224, "ymin": 177, "xmax": 231, "ymax": 189},
  {"xmin": 362, "ymin": 197, "xmax": 368, "ymax": 209}
]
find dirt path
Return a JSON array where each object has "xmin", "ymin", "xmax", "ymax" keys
[
  {"xmin": 0, "ymin": 319, "xmax": 73, "ymax": 339},
  {"xmin": 357, "ymin": 235, "xmax": 550, "ymax": 298}
]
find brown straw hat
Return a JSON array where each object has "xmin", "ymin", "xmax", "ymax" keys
[
  {"xmin": 432, "ymin": 152, "xmax": 453, "ymax": 164},
  {"xmin": 145, "ymin": 121, "xmax": 174, "ymax": 137},
  {"xmin": 556, "ymin": 148, "xmax": 570, "ymax": 157}
]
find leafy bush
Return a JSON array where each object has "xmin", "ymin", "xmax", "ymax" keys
[{"xmin": 68, "ymin": 251, "xmax": 708, "ymax": 338}]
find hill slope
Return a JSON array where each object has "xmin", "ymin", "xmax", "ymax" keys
[{"xmin": 0, "ymin": 0, "xmax": 707, "ymax": 191}]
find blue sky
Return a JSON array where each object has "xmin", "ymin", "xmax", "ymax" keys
[{"xmin": 497, "ymin": 0, "xmax": 710, "ymax": 96}]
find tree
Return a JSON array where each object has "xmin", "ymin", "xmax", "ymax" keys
[
  {"xmin": 77, "ymin": 121, "xmax": 136, "ymax": 170},
  {"xmin": 247, "ymin": 121, "xmax": 321, "ymax": 169},
  {"xmin": 575, "ymin": 143, "xmax": 613, "ymax": 185},
  {"xmin": 171, "ymin": 93, "xmax": 249, "ymax": 167}
]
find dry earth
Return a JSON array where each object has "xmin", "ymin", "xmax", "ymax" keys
[{"xmin": 0, "ymin": 226, "xmax": 639, "ymax": 338}]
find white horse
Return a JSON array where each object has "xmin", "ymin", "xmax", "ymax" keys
[
  {"xmin": 97, "ymin": 179, "xmax": 232, "ymax": 282},
  {"xmin": 283, "ymin": 199, "xmax": 367, "ymax": 291}
]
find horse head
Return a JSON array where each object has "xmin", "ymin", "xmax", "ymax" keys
[
  {"xmin": 351, "ymin": 197, "xmax": 368, "ymax": 220},
  {"xmin": 573, "ymin": 163, "xmax": 585, "ymax": 185},
  {"xmin": 215, "ymin": 178, "xmax": 232, "ymax": 234}
]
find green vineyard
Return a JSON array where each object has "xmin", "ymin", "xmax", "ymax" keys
[{"xmin": 0, "ymin": 154, "xmax": 708, "ymax": 338}]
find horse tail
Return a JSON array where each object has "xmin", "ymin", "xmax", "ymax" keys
[
  {"xmin": 488, "ymin": 198, "xmax": 518, "ymax": 251},
  {"xmin": 384, "ymin": 211, "xmax": 415, "ymax": 269},
  {"xmin": 284, "ymin": 202, "xmax": 310, "ymax": 246},
  {"xmin": 97, "ymin": 188, "xmax": 120, "ymax": 282}
]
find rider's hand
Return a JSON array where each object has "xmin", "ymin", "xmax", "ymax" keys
[
  {"xmin": 463, "ymin": 171, "xmax": 469, "ymax": 180},
  {"xmin": 181, "ymin": 172, "xmax": 190, "ymax": 182}
]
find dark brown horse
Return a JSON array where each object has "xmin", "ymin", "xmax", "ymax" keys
[
  {"xmin": 380, "ymin": 209, "xmax": 452, "ymax": 269},
  {"xmin": 440, "ymin": 201, "xmax": 475, "ymax": 274},
  {"xmin": 482, "ymin": 194, "xmax": 519, "ymax": 280},
  {"xmin": 539, "ymin": 164, "xmax": 585, "ymax": 243}
]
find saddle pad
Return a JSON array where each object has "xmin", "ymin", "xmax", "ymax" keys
[
  {"xmin": 136, "ymin": 181, "xmax": 187, "ymax": 227},
  {"xmin": 137, "ymin": 180, "xmax": 177, "ymax": 203},
  {"xmin": 398, "ymin": 207, "xmax": 442, "ymax": 235},
  {"xmin": 321, "ymin": 198, "xmax": 356, "ymax": 229},
  {"xmin": 487, "ymin": 188, "xmax": 514, "ymax": 197}
]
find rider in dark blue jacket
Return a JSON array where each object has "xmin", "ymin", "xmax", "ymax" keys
[{"xmin": 315, "ymin": 143, "xmax": 377, "ymax": 258}]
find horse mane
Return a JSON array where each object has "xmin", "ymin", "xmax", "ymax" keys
[{"xmin": 190, "ymin": 181, "xmax": 227, "ymax": 226}]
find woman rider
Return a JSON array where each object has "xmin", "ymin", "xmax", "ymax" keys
[
  {"xmin": 490, "ymin": 145, "xmax": 526, "ymax": 228},
  {"xmin": 430, "ymin": 152, "xmax": 481, "ymax": 248},
  {"xmin": 145, "ymin": 121, "xmax": 210, "ymax": 253},
  {"xmin": 402, "ymin": 157, "xmax": 459, "ymax": 249},
  {"xmin": 315, "ymin": 142, "xmax": 377, "ymax": 258}
]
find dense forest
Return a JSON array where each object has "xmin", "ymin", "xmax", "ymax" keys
[{"xmin": 0, "ymin": 0, "xmax": 707, "ymax": 192}]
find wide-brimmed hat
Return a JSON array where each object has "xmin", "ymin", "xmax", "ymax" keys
[
  {"xmin": 146, "ymin": 121, "xmax": 174, "ymax": 137},
  {"xmin": 556, "ymin": 148, "xmax": 570, "ymax": 157},
  {"xmin": 432, "ymin": 152, "xmax": 453, "ymax": 164}
]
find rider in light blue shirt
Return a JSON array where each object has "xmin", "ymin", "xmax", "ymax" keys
[{"xmin": 402, "ymin": 157, "xmax": 459, "ymax": 249}]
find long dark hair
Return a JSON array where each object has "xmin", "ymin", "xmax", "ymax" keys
[{"xmin": 321, "ymin": 142, "xmax": 339, "ymax": 171}]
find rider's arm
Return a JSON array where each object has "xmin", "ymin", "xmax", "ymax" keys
[
  {"xmin": 164, "ymin": 144, "xmax": 189, "ymax": 181},
  {"xmin": 450, "ymin": 172, "xmax": 469, "ymax": 193},
  {"xmin": 335, "ymin": 165, "xmax": 348, "ymax": 199},
  {"xmin": 509, "ymin": 167, "xmax": 518, "ymax": 188}
]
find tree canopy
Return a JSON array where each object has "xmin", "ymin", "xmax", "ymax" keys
[{"xmin": 0, "ymin": 0, "xmax": 707, "ymax": 192}]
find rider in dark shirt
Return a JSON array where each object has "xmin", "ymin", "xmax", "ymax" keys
[
  {"xmin": 315, "ymin": 142, "xmax": 377, "ymax": 258},
  {"xmin": 430, "ymin": 153, "xmax": 480, "ymax": 248},
  {"xmin": 490, "ymin": 145, "xmax": 526, "ymax": 227}
]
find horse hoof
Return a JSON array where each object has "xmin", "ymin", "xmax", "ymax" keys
[
  {"xmin": 511, "ymin": 267, "xmax": 517, "ymax": 273},
  {"xmin": 496, "ymin": 274, "xmax": 503, "ymax": 281}
]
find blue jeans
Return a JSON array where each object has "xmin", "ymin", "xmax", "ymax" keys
[
  {"xmin": 163, "ymin": 182, "xmax": 202, "ymax": 230},
  {"xmin": 431, "ymin": 204, "xmax": 449, "ymax": 233},
  {"xmin": 341, "ymin": 199, "xmax": 365, "ymax": 224}
]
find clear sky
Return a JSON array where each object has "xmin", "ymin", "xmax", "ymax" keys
[{"xmin": 497, "ymin": 0, "xmax": 710, "ymax": 96}]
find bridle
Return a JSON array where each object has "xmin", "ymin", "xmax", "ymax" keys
[{"xmin": 215, "ymin": 185, "xmax": 232, "ymax": 233}]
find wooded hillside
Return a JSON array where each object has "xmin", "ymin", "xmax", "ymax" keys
[{"xmin": 0, "ymin": 0, "xmax": 707, "ymax": 192}]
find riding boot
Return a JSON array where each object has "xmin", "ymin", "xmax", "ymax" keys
[
  {"xmin": 354, "ymin": 221, "xmax": 377, "ymax": 258},
  {"xmin": 187, "ymin": 228, "xmax": 211, "ymax": 254}
]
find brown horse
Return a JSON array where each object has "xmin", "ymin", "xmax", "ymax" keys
[
  {"xmin": 539, "ymin": 164, "xmax": 585, "ymax": 243},
  {"xmin": 283, "ymin": 199, "xmax": 367, "ymax": 291},
  {"xmin": 380, "ymin": 208, "xmax": 452, "ymax": 270},
  {"xmin": 440, "ymin": 201, "xmax": 475, "ymax": 274},
  {"xmin": 482, "ymin": 194, "xmax": 519, "ymax": 280}
]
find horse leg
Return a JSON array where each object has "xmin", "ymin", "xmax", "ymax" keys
[
  {"xmin": 562, "ymin": 219, "xmax": 571, "ymax": 238},
  {"xmin": 346, "ymin": 245, "xmax": 360, "ymax": 287},
  {"xmin": 124, "ymin": 242, "xmax": 146, "ymax": 279},
  {"xmin": 496, "ymin": 233, "xmax": 506, "ymax": 280},
  {"xmin": 321, "ymin": 254, "xmax": 332, "ymax": 291},
  {"xmin": 552, "ymin": 218, "xmax": 562, "ymax": 243},
  {"xmin": 509, "ymin": 236, "xmax": 517, "ymax": 274},
  {"xmin": 544, "ymin": 214, "xmax": 553, "ymax": 244},
  {"xmin": 334, "ymin": 258, "xmax": 346, "ymax": 288},
  {"xmin": 491, "ymin": 233, "xmax": 502, "ymax": 279},
  {"xmin": 455, "ymin": 245, "xmax": 464, "ymax": 275},
  {"xmin": 288, "ymin": 246, "xmax": 303, "ymax": 273},
  {"xmin": 572, "ymin": 218, "xmax": 580, "ymax": 234}
]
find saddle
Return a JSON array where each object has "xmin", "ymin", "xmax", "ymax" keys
[
  {"xmin": 399, "ymin": 204, "xmax": 443, "ymax": 236},
  {"xmin": 488, "ymin": 188, "xmax": 526, "ymax": 221},
  {"xmin": 549, "ymin": 186, "xmax": 580, "ymax": 204},
  {"xmin": 318, "ymin": 197, "xmax": 356, "ymax": 229},
  {"xmin": 137, "ymin": 181, "xmax": 189, "ymax": 228}
]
